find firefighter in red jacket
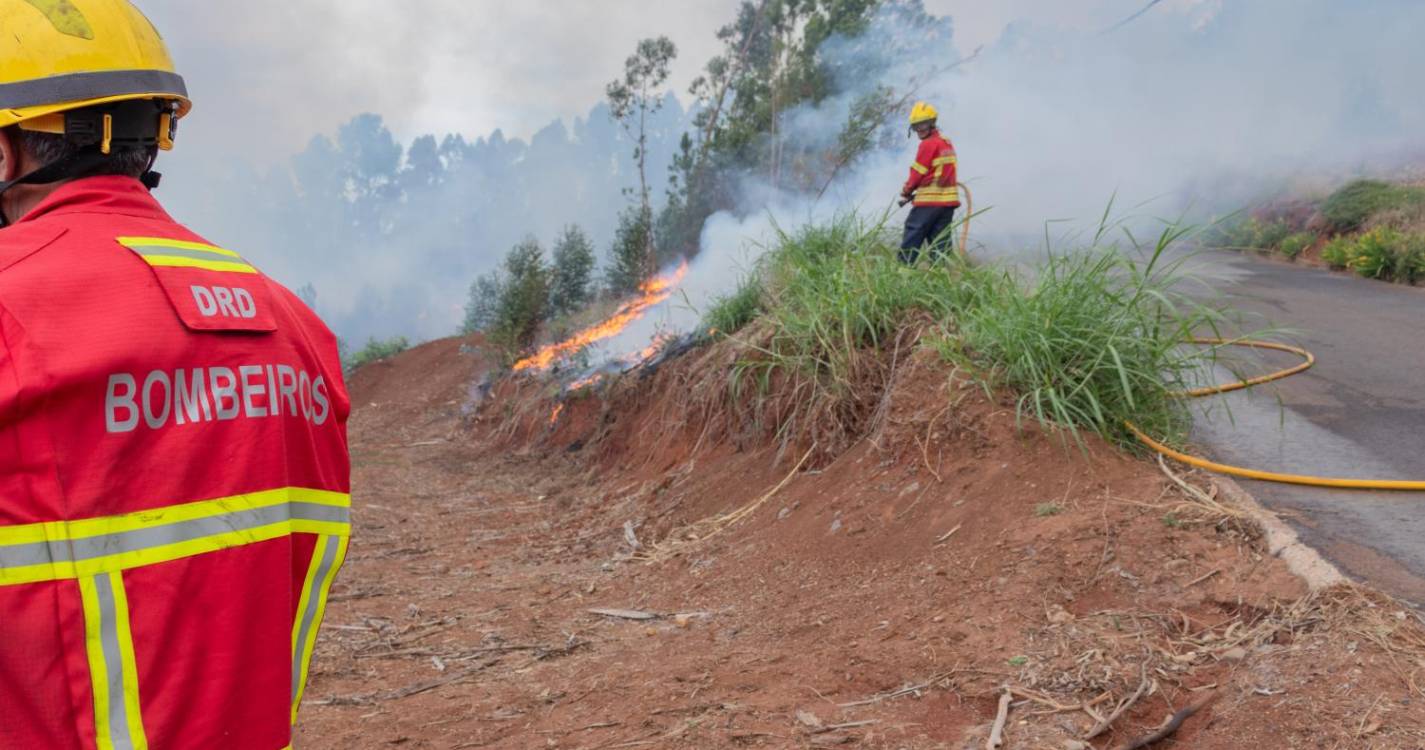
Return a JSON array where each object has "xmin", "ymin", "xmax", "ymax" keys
[
  {"xmin": 0, "ymin": 2, "xmax": 350, "ymax": 748},
  {"xmin": 899, "ymin": 102, "xmax": 961, "ymax": 264}
]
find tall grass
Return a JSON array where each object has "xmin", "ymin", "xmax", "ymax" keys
[
  {"xmin": 945, "ymin": 226, "xmax": 1227, "ymax": 445},
  {"xmin": 707, "ymin": 211, "xmax": 1232, "ymax": 450}
]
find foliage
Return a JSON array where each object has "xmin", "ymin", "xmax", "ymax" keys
[
  {"xmin": 488, "ymin": 238, "xmax": 552, "ymax": 359},
  {"xmin": 1320, "ymin": 180, "xmax": 1425, "ymax": 234},
  {"xmin": 604, "ymin": 207, "xmax": 655, "ymax": 299},
  {"xmin": 702, "ymin": 272, "xmax": 764, "ymax": 336},
  {"xmin": 608, "ymin": 36, "xmax": 678, "ymax": 278},
  {"xmin": 344, "ymin": 335, "xmax": 410, "ymax": 373},
  {"xmin": 1207, "ymin": 216, "xmax": 1292, "ymax": 252},
  {"xmin": 727, "ymin": 212, "xmax": 1230, "ymax": 449},
  {"xmin": 1320, "ymin": 227, "xmax": 1425, "ymax": 283},
  {"xmin": 948, "ymin": 227, "xmax": 1227, "ymax": 446},
  {"xmin": 1322, "ymin": 236, "xmax": 1355, "ymax": 269},
  {"xmin": 1278, "ymin": 231, "xmax": 1316, "ymax": 260},
  {"xmin": 548, "ymin": 225, "xmax": 596, "ymax": 317},
  {"xmin": 462, "ymin": 272, "xmax": 505, "ymax": 334}
]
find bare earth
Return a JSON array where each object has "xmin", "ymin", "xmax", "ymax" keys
[{"xmin": 294, "ymin": 336, "xmax": 1425, "ymax": 750}]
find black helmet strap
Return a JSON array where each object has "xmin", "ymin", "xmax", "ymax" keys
[{"xmin": 0, "ymin": 100, "xmax": 170, "ymax": 228}]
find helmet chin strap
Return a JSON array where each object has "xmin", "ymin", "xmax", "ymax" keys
[{"xmin": 0, "ymin": 149, "xmax": 161, "ymax": 228}]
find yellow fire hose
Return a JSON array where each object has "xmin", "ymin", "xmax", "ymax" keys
[{"xmin": 1129, "ymin": 338, "xmax": 1425, "ymax": 491}]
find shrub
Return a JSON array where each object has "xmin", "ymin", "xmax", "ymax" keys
[
  {"xmin": 1278, "ymin": 231, "xmax": 1315, "ymax": 260},
  {"xmin": 1320, "ymin": 180, "xmax": 1425, "ymax": 234},
  {"xmin": 1206, "ymin": 216, "xmax": 1291, "ymax": 252},
  {"xmin": 1399, "ymin": 234, "xmax": 1425, "ymax": 284},
  {"xmin": 1321, "ymin": 237, "xmax": 1355, "ymax": 269},
  {"xmin": 1349, "ymin": 228, "xmax": 1401, "ymax": 279},
  {"xmin": 345, "ymin": 335, "xmax": 410, "ymax": 373},
  {"xmin": 703, "ymin": 273, "xmax": 764, "ymax": 336},
  {"xmin": 488, "ymin": 238, "xmax": 552, "ymax": 359}
]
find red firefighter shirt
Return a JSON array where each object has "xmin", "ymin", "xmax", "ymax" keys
[
  {"xmin": 0, "ymin": 176, "xmax": 351, "ymax": 750},
  {"xmin": 902, "ymin": 130, "xmax": 960, "ymax": 207}
]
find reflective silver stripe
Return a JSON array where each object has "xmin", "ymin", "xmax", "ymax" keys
[
  {"xmin": 0, "ymin": 69, "xmax": 187, "ymax": 110},
  {"xmin": 93, "ymin": 573, "xmax": 138, "ymax": 750},
  {"xmin": 0, "ymin": 502, "xmax": 349, "ymax": 570},
  {"xmin": 127, "ymin": 245, "xmax": 247, "ymax": 265},
  {"xmin": 292, "ymin": 536, "xmax": 340, "ymax": 704}
]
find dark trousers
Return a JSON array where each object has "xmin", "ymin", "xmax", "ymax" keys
[{"xmin": 899, "ymin": 205, "xmax": 957, "ymax": 264}]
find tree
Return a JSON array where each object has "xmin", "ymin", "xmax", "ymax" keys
[
  {"xmin": 605, "ymin": 207, "xmax": 654, "ymax": 299},
  {"xmin": 462, "ymin": 271, "xmax": 505, "ymax": 333},
  {"xmin": 548, "ymin": 225, "xmax": 596, "ymax": 317},
  {"xmin": 490, "ymin": 238, "xmax": 551, "ymax": 356},
  {"xmin": 607, "ymin": 36, "xmax": 678, "ymax": 281}
]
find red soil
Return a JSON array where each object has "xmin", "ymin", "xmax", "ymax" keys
[{"xmin": 294, "ymin": 335, "xmax": 1425, "ymax": 749}]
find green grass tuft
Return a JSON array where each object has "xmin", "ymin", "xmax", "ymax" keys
[
  {"xmin": 1320, "ymin": 180, "xmax": 1425, "ymax": 234},
  {"xmin": 703, "ymin": 273, "xmax": 764, "ymax": 336},
  {"xmin": 1278, "ymin": 231, "xmax": 1316, "ymax": 260},
  {"xmin": 719, "ymin": 210, "xmax": 1233, "ymax": 453}
]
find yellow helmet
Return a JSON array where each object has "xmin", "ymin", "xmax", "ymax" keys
[
  {"xmin": 908, "ymin": 101, "xmax": 938, "ymax": 126},
  {"xmin": 0, "ymin": 0, "xmax": 189, "ymax": 147}
]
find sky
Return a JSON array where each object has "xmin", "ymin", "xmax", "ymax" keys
[
  {"xmin": 141, "ymin": 1, "xmax": 1212, "ymax": 157},
  {"xmin": 131, "ymin": 0, "xmax": 1424, "ymax": 347}
]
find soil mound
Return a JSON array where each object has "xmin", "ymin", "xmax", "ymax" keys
[{"xmin": 299, "ymin": 334, "xmax": 1425, "ymax": 749}]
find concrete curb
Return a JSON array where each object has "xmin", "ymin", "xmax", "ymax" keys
[{"xmin": 1213, "ymin": 476, "xmax": 1347, "ymax": 591}]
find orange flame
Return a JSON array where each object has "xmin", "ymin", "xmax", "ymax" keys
[
  {"xmin": 513, "ymin": 261, "xmax": 689, "ymax": 373},
  {"xmin": 548, "ymin": 403, "xmax": 565, "ymax": 425}
]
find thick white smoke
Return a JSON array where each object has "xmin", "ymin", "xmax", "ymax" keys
[{"xmin": 591, "ymin": 0, "xmax": 1425, "ymax": 361}]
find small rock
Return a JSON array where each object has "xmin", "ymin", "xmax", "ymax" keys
[
  {"xmin": 795, "ymin": 710, "xmax": 823, "ymax": 728},
  {"xmin": 830, "ymin": 518, "xmax": 843, "ymax": 533},
  {"xmin": 1063, "ymin": 741, "xmax": 1090, "ymax": 750},
  {"xmin": 1221, "ymin": 647, "xmax": 1248, "ymax": 662},
  {"xmin": 777, "ymin": 507, "xmax": 792, "ymax": 521}
]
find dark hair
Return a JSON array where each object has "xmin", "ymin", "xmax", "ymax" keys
[{"xmin": 11, "ymin": 127, "xmax": 156, "ymax": 180}]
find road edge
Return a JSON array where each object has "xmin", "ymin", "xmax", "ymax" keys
[{"xmin": 1214, "ymin": 476, "xmax": 1347, "ymax": 590}]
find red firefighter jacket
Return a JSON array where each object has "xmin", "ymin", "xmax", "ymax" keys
[
  {"xmin": 0, "ymin": 176, "xmax": 351, "ymax": 749},
  {"xmin": 902, "ymin": 130, "xmax": 960, "ymax": 207}
]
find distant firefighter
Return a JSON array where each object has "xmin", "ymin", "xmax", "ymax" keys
[{"xmin": 899, "ymin": 101, "xmax": 961, "ymax": 264}]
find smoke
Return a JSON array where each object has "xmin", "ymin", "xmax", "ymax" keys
[
  {"xmin": 589, "ymin": 0, "xmax": 1425, "ymax": 360},
  {"xmin": 139, "ymin": 0, "xmax": 1424, "ymax": 355}
]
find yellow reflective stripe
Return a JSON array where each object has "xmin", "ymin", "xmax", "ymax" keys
[
  {"xmin": 0, "ymin": 488, "xmax": 349, "ymax": 546},
  {"xmin": 139, "ymin": 256, "xmax": 259, "ymax": 274},
  {"xmin": 0, "ymin": 488, "xmax": 351, "ymax": 586},
  {"xmin": 80, "ymin": 572, "xmax": 149, "ymax": 750},
  {"xmin": 910, "ymin": 162, "xmax": 930, "ymax": 175},
  {"xmin": 110, "ymin": 576, "xmax": 149, "ymax": 750},
  {"xmin": 116, "ymin": 237, "xmax": 243, "ymax": 258},
  {"xmin": 79, "ymin": 577, "xmax": 115, "ymax": 750},
  {"xmin": 291, "ymin": 534, "xmax": 347, "ymax": 724},
  {"xmin": 932, "ymin": 155, "xmax": 958, "ymax": 167}
]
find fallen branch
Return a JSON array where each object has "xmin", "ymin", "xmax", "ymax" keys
[
  {"xmin": 839, "ymin": 671, "xmax": 957, "ymax": 708},
  {"xmin": 1116, "ymin": 690, "xmax": 1217, "ymax": 750},
  {"xmin": 1085, "ymin": 667, "xmax": 1152, "ymax": 740},
  {"xmin": 987, "ymin": 689, "xmax": 1012, "ymax": 749}
]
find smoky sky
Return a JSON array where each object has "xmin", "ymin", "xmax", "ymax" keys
[{"xmin": 131, "ymin": 0, "xmax": 1424, "ymax": 347}]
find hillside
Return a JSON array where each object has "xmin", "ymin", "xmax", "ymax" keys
[{"xmin": 292, "ymin": 334, "xmax": 1425, "ymax": 749}]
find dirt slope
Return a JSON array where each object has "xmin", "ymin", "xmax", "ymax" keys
[{"xmin": 294, "ymin": 336, "xmax": 1425, "ymax": 749}]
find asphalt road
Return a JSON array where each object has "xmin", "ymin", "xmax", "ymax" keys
[{"xmin": 1183, "ymin": 251, "xmax": 1425, "ymax": 605}]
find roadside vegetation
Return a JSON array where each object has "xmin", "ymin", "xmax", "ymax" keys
[
  {"xmin": 1211, "ymin": 178, "xmax": 1425, "ymax": 284},
  {"xmin": 341, "ymin": 335, "xmax": 411, "ymax": 374},
  {"xmin": 705, "ymin": 212, "xmax": 1229, "ymax": 450}
]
